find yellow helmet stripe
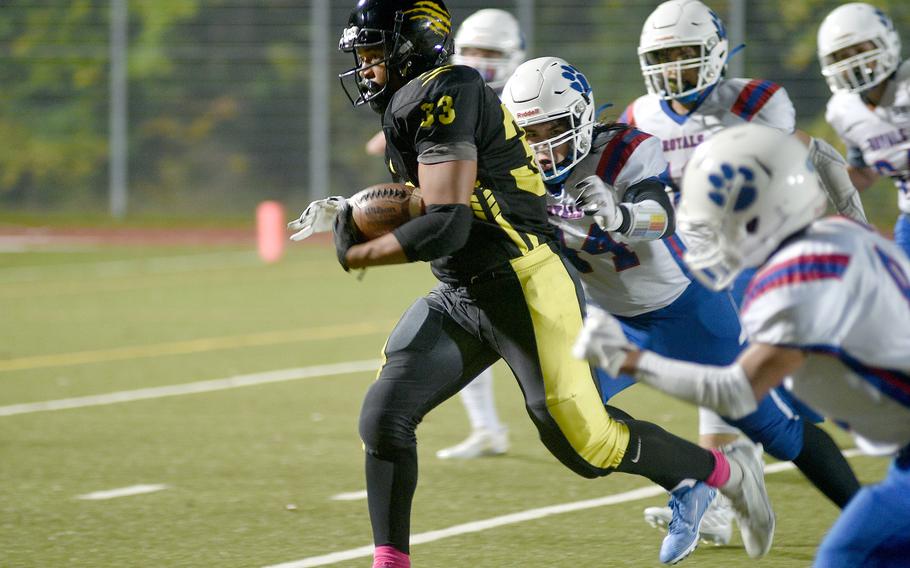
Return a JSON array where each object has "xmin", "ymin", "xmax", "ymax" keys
[
  {"xmin": 411, "ymin": 1, "xmax": 450, "ymax": 25},
  {"xmin": 403, "ymin": 2, "xmax": 451, "ymax": 34}
]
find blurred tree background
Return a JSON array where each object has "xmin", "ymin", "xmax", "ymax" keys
[{"xmin": 0, "ymin": 0, "xmax": 907, "ymax": 231}]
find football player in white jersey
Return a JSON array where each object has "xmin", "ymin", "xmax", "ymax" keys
[
  {"xmin": 577, "ymin": 123, "xmax": 910, "ymax": 568},
  {"xmin": 624, "ymin": 0, "xmax": 866, "ymax": 238},
  {"xmin": 819, "ymin": 2, "xmax": 910, "ymax": 258},
  {"xmin": 360, "ymin": 9, "xmax": 527, "ymax": 460},
  {"xmin": 503, "ymin": 56, "xmax": 854, "ymax": 564},
  {"xmin": 625, "ymin": 0, "xmax": 862, "ymax": 541}
]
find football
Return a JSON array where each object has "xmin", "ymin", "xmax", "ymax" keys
[{"xmin": 350, "ymin": 183, "xmax": 424, "ymax": 240}]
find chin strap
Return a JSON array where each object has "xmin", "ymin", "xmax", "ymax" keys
[{"xmin": 671, "ymin": 43, "xmax": 745, "ymax": 107}]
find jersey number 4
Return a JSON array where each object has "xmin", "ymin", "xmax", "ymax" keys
[{"xmin": 557, "ymin": 224, "xmax": 641, "ymax": 273}]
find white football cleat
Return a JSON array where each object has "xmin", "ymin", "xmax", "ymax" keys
[
  {"xmin": 645, "ymin": 493, "xmax": 734, "ymax": 546},
  {"xmin": 436, "ymin": 428, "xmax": 509, "ymax": 460},
  {"xmin": 643, "ymin": 505, "xmax": 672, "ymax": 530},
  {"xmin": 720, "ymin": 441, "xmax": 775, "ymax": 558}
]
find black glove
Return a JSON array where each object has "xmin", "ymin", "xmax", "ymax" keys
[{"xmin": 332, "ymin": 201, "xmax": 360, "ymax": 271}]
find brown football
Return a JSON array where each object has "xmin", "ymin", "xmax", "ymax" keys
[{"xmin": 350, "ymin": 183, "xmax": 424, "ymax": 240}]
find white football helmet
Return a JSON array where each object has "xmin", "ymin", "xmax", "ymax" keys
[
  {"xmin": 638, "ymin": 0, "xmax": 729, "ymax": 101},
  {"xmin": 502, "ymin": 57, "xmax": 595, "ymax": 183},
  {"xmin": 817, "ymin": 3, "xmax": 901, "ymax": 95},
  {"xmin": 678, "ymin": 124, "xmax": 828, "ymax": 291},
  {"xmin": 453, "ymin": 9, "xmax": 526, "ymax": 91}
]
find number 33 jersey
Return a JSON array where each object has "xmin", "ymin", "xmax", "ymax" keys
[
  {"xmin": 826, "ymin": 60, "xmax": 910, "ymax": 215},
  {"xmin": 382, "ymin": 64, "xmax": 554, "ymax": 285},
  {"xmin": 546, "ymin": 126, "xmax": 690, "ymax": 317}
]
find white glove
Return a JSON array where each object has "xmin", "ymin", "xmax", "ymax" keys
[
  {"xmin": 808, "ymin": 137, "xmax": 868, "ymax": 223},
  {"xmin": 287, "ymin": 196, "xmax": 347, "ymax": 241},
  {"xmin": 574, "ymin": 175, "xmax": 624, "ymax": 231},
  {"xmin": 573, "ymin": 306, "xmax": 633, "ymax": 377}
]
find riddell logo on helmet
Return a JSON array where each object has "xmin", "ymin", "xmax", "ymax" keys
[{"xmin": 517, "ymin": 108, "xmax": 542, "ymax": 118}]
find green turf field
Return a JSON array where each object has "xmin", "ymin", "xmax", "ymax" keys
[{"xmin": 0, "ymin": 243, "xmax": 889, "ymax": 567}]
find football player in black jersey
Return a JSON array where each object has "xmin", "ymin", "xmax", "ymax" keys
[{"xmin": 329, "ymin": 1, "xmax": 774, "ymax": 566}]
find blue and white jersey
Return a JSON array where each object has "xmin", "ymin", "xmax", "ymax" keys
[
  {"xmin": 741, "ymin": 217, "xmax": 910, "ymax": 447},
  {"xmin": 547, "ymin": 126, "xmax": 690, "ymax": 317},
  {"xmin": 622, "ymin": 78, "xmax": 796, "ymax": 187},
  {"xmin": 826, "ymin": 60, "xmax": 910, "ymax": 214}
]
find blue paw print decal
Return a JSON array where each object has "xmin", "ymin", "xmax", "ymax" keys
[
  {"xmin": 561, "ymin": 65, "xmax": 591, "ymax": 96},
  {"xmin": 875, "ymin": 8, "xmax": 894, "ymax": 31},
  {"xmin": 709, "ymin": 9, "xmax": 727, "ymax": 40},
  {"xmin": 707, "ymin": 163, "xmax": 756, "ymax": 212}
]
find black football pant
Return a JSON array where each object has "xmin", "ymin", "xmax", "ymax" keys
[{"xmin": 358, "ymin": 245, "xmax": 715, "ymax": 552}]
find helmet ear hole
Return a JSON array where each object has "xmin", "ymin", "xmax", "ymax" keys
[{"xmin": 745, "ymin": 217, "xmax": 759, "ymax": 234}]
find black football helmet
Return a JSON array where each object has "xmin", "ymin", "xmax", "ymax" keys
[{"xmin": 339, "ymin": 0, "xmax": 453, "ymax": 113}]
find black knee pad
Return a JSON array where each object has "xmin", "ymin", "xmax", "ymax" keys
[{"xmin": 360, "ymin": 397, "xmax": 419, "ymax": 455}]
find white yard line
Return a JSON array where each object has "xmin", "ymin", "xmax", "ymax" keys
[
  {"xmin": 330, "ymin": 490, "xmax": 369, "ymax": 502},
  {"xmin": 0, "ymin": 250, "xmax": 261, "ymax": 283},
  {"xmin": 76, "ymin": 484, "xmax": 169, "ymax": 501},
  {"xmin": 0, "ymin": 360, "xmax": 380, "ymax": 417},
  {"xmin": 265, "ymin": 448, "xmax": 868, "ymax": 568}
]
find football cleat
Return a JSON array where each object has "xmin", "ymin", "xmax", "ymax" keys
[
  {"xmin": 645, "ymin": 493, "xmax": 734, "ymax": 546},
  {"xmin": 658, "ymin": 482, "xmax": 716, "ymax": 565},
  {"xmin": 435, "ymin": 428, "xmax": 509, "ymax": 460},
  {"xmin": 719, "ymin": 440, "xmax": 775, "ymax": 558}
]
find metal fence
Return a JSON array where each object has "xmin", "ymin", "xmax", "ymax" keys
[{"xmin": 2, "ymin": 0, "xmax": 908, "ymax": 220}]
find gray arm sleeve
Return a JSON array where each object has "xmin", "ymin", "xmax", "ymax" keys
[
  {"xmin": 808, "ymin": 137, "xmax": 868, "ymax": 223},
  {"xmin": 417, "ymin": 141, "xmax": 478, "ymax": 164}
]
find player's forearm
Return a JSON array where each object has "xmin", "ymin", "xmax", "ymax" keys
[
  {"xmin": 619, "ymin": 350, "xmax": 759, "ymax": 419},
  {"xmin": 618, "ymin": 199, "xmax": 673, "ymax": 240},
  {"xmin": 345, "ymin": 233, "xmax": 409, "ymax": 268},
  {"xmin": 619, "ymin": 178, "xmax": 674, "ymax": 240},
  {"xmin": 391, "ymin": 203, "xmax": 472, "ymax": 261},
  {"xmin": 847, "ymin": 165, "xmax": 878, "ymax": 192}
]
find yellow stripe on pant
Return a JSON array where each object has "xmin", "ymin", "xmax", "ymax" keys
[{"xmin": 510, "ymin": 245, "xmax": 630, "ymax": 469}]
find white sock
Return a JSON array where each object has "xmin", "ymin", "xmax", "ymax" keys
[
  {"xmin": 459, "ymin": 367, "xmax": 504, "ymax": 433},
  {"xmin": 698, "ymin": 407, "xmax": 741, "ymax": 437}
]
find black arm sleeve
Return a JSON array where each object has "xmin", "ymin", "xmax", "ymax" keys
[
  {"xmin": 392, "ymin": 203, "xmax": 473, "ymax": 262},
  {"xmin": 619, "ymin": 176, "xmax": 676, "ymax": 237}
]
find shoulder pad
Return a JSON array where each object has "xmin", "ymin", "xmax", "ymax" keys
[
  {"xmin": 592, "ymin": 127, "xmax": 656, "ymax": 186},
  {"xmin": 728, "ymin": 78, "xmax": 783, "ymax": 121},
  {"xmin": 388, "ymin": 65, "xmax": 482, "ymax": 116}
]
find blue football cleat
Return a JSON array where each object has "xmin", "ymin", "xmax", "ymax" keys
[{"xmin": 659, "ymin": 482, "xmax": 717, "ymax": 565}]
